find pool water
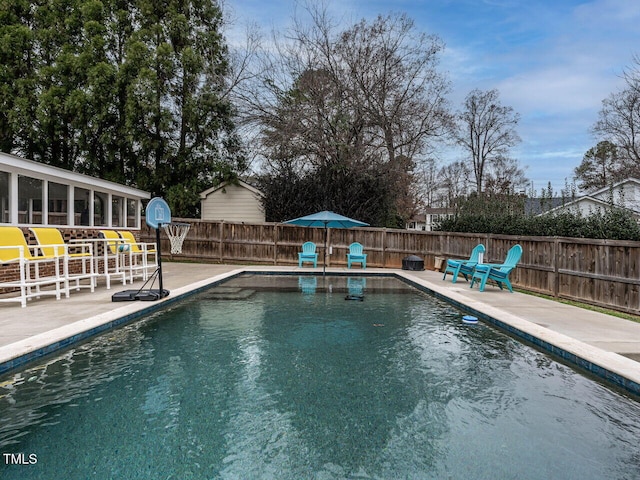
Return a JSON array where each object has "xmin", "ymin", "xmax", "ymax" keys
[{"xmin": 1, "ymin": 275, "xmax": 640, "ymax": 479}]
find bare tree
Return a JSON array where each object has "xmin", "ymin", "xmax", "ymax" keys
[
  {"xmin": 593, "ymin": 55, "xmax": 640, "ymax": 169},
  {"xmin": 484, "ymin": 156, "xmax": 528, "ymax": 195},
  {"xmin": 438, "ymin": 161, "xmax": 471, "ymax": 210},
  {"xmin": 413, "ymin": 157, "xmax": 440, "ymax": 206},
  {"xmin": 455, "ymin": 89, "xmax": 521, "ymax": 194},
  {"xmin": 336, "ymin": 13, "xmax": 452, "ymax": 164},
  {"xmin": 238, "ymin": 5, "xmax": 452, "ymax": 225}
]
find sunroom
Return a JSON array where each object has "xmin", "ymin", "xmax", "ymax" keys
[{"xmin": 0, "ymin": 152, "xmax": 150, "ymax": 229}]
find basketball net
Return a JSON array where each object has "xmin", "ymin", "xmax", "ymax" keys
[{"xmin": 163, "ymin": 222, "xmax": 191, "ymax": 254}]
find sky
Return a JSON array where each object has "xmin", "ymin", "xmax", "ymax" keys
[{"xmin": 224, "ymin": 0, "xmax": 640, "ymax": 194}]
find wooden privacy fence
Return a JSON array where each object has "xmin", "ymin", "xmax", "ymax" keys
[{"xmin": 142, "ymin": 219, "xmax": 640, "ymax": 314}]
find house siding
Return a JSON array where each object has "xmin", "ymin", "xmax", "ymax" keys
[
  {"xmin": 201, "ymin": 183, "xmax": 265, "ymax": 222},
  {"xmin": 616, "ymin": 182, "xmax": 640, "ymax": 212}
]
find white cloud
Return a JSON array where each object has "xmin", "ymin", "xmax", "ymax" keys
[
  {"xmin": 498, "ymin": 68, "xmax": 612, "ymax": 113},
  {"xmin": 574, "ymin": 0, "xmax": 640, "ymax": 25}
]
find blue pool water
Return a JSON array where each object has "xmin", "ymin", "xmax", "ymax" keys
[{"xmin": 1, "ymin": 275, "xmax": 640, "ymax": 479}]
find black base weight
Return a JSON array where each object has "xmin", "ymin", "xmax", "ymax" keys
[{"xmin": 112, "ymin": 289, "xmax": 170, "ymax": 302}]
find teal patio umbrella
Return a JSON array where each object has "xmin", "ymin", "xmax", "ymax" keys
[{"xmin": 284, "ymin": 210, "xmax": 369, "ymax": 275}]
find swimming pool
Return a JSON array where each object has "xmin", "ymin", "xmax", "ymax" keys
[{"xmin": 1, "ymin": 275, "xmax": 639, "ymax": 479}]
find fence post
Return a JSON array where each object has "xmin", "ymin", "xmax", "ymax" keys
[
  {"xmin": 382, "ymin": 228, "xmax": 387, "ymax": 267},
  {"xmin": 274, "ymin": 224, "xmax": 279, "ymax": 265},
  {"xmin": 485, "ymin": 233, "xmax": 492, "ymax": 261},
  {"xmin": 219, "ymin": 221, "xmax": 224, "ymax": 263},
  {"xmin": 553, "ymin": 237, "xmax": 559, "ymax": 298}
]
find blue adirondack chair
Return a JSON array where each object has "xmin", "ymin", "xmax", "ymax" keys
[
  {"xmin": 347, "ymin": 242, "xmax": 367, "ymax": 269},
  {"xmin": 298, "ymin": 242, "xmax": 318, "ymax": 267},
  {"xmin": 470, "ymin": 244, "xmax": 523, "ymax": 292},
  {"xmin": 442, "ymin": 244, "xmax": 485, "ymax": 283}
]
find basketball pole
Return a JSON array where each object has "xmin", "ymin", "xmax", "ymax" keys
[
  {"xmin": 156, "ymin": 224, "xmax": 164, "ymax": 298},
  {"xmin": 112, "ymin": 196, "xmax": 170, "ymax": 302}
]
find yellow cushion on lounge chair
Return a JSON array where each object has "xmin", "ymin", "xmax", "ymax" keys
[
  {"xmin": 30, "ymin": 227, "xmax": 90, "ymax": 258},
  {"xmin": 118, "ymin": 230, "xmax": 155, "ymax": 254},
  {"xmin": 0, "ymin": 226, "xmax": 65, "ymax": 306},
  {"xmin": 0, "ymin": 226, "xmax": 56, "ymax": 262},
  {"xmin": 99, "ymin": 230, "xmax": 128, "ymax": 254}
]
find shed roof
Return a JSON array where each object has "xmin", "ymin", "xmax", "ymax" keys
[{"xmin": 199, "ymin": 179, "xmax": 264, "ymax": 199}]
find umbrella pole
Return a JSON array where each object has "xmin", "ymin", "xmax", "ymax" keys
[{"xmin": 323, "ymin": 225, "xmax": 327, "ymax": 276}]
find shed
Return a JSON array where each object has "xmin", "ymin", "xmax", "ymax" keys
[{"xmin": 199, "ymin": 180, "xmax": 265, "ymax": 222}]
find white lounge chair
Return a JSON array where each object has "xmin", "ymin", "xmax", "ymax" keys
[
  {"xmin": 30, "ymin": 227, "xmax": 96, "ymax": 293},
  {"xmin": 0, "ymin": 226, "xmax": 67, "ymax": 307},
  {"xmin": 118, "ymin": 230, "xmax": 158, "ymax": 281}
]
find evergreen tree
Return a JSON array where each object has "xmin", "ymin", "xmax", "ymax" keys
[
  {"xmin": 574, "ymin": 141, "xmax": 623, "ymax": 192},
  {"xmin": 0, "ymin": 0, "xmax": 244, "ymax": 217},
  {"xmin": 0, "ymin": 0, "xmax": 35, "ymax": 153}
]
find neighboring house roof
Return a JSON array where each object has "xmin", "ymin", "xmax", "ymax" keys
[
  {"xmin": 552, "ymin": 195, "xmax": 621, "ymax": 211},
  {"xmin": 524, "ymin": 197, "xmax": 566, "ymax": 215},
  {"xmin": 407, "ymin": 207, "xmax": 455, "ymax": 222},
  {"xmin": 424, "ymin": 207, "xmax": 455, "ymax": 215},
  {"xmin": 199, "ymin": 179, "xmax": 264, "ymax": 199},
  {"xmin": 540, "ymin": 178, "xmax": 640, "ymax": 217},
  {"xmin": 584, "ymin": 177, "xmax": 640, "ymax": 198}
]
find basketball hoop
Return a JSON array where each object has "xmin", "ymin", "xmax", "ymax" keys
[{"xmin": 163, "ymin": 222, "xmax": 190, "ymax": 254}]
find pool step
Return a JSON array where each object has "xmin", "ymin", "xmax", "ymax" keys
[{"xmin": 204, "ymin": 287, "xmax": 256, "ymax": 300}]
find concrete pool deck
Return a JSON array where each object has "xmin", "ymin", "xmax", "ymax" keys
[{"xmin": 0, "ymin": 263, "xmax": 639, "ymax": 394}]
